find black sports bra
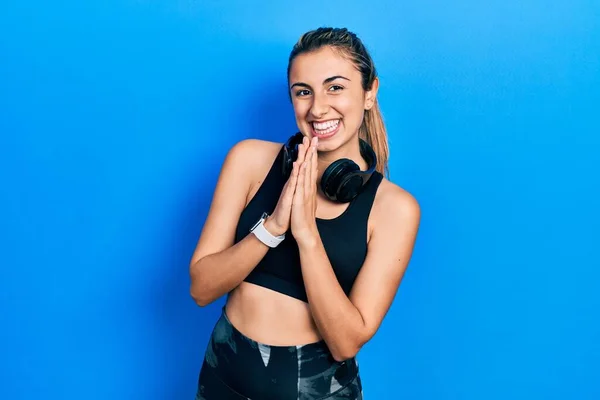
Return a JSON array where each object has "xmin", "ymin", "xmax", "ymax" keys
[{"xmin": 234, "ymin": 145, "xmax": 383, "ymax": 302}]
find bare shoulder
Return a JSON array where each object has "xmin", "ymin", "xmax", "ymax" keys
[
  {"xmin": 224, "ymin": 138, "xmax": 282, "ymax": 180},
  {"xmin": 371, "ymin": 177, "xmax": 421, "ymax": 233},
  {"xmin": 226, "ymin": 138, "xmax": 282, "ymax": 171},
  {"xmin": 224, "ymin": 138, "xmax": 283, "ymax": 202}
]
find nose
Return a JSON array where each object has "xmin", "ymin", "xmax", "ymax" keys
[{"xmin": 309, "ymin": 92, "xmax": 330, "ymax": 119}]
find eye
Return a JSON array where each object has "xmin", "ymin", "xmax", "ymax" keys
[
  {"xmin": 295, "ymin": 89, "xmax": 311, "ymax": 97},
  {"xmin": 328, "ymin": 85, "xmax": 344, "ymax": 92}
]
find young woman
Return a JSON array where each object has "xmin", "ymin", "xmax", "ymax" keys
[{"xmin": 189, "ymin": 27, "xmax": 421, "ymax": 400}]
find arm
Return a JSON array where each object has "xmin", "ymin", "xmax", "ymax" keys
[
  {"xmin": 299, "ymin": 186, "xmax": 421, "ymax": 361},
  {"xmin": 189, "ymin": 139, "xmax": 282, "ymax": 306}
]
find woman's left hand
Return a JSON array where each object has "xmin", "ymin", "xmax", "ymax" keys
[{"xmin": 291, "ymin": 136, "xmax": 320, "ymax": 246}]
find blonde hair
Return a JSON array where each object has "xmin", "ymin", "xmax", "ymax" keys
[{"xmin": 287, "ymin": 27, "xmax": 390, "ymax": 176}]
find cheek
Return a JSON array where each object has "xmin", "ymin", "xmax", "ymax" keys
[
  {"xmin": 334, "ymin": 96, "xmax": 365, "ymax": 122},
  {"xmin": 292, "ymin": 101, "xmax": 309, "ymax": 120},
  {"xmin": 291, "ymin": 102, "xmax": 312, "ymax": 136}
]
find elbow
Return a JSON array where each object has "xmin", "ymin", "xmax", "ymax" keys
[
  {"xmin": 190, "ymin": 289, "xmax": 206, "ymax": 307},
  {"xmin": 190, "ymin": 284, "xmax": 213, "ymax": 307},
  {"xmin": 330, "ymin": 343, "xmax": 361, "ymax": 362},
  {"xmin": 189, "ymin": 265, "xmax": 213, "ymax": 307},
  {"xmin": 189, "ymin": 258, "xmax": 210, "ymax": 307},
  {"xmin": 190, "ymin": 271, "xmax": 216, "ymax": 307},
  {"xmin": 330, "ymin": 331, "xmax": 371, "ymax": 362},
  {"xmin": 331, "ymin": 348, "xmax": 359, "ymax": 362}
]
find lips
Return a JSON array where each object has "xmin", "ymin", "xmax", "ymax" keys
[{"xmin": 311, "ymin": 119, "xmax": 340, "ymax": 139}]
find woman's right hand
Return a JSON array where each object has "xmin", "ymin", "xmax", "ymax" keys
[{"xmin": 264, "ymin": 135, "xmax": 310, "ymax": 236}]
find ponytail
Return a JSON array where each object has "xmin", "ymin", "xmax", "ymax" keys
[{"xmin": 360, "ymin": 98, "xmax": 389, "ymax": 177}]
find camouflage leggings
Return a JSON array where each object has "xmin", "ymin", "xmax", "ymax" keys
[{"xmin": 195, "ymin": 307, "xmax": 363, "ymax": 400}]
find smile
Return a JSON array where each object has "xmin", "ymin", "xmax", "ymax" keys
[{"xmin": 311, "ymin": 119, "xmax": 340, "ymax": 139}]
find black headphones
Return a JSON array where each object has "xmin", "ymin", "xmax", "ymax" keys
[{"xmin": 281, "ymin": 132, "xmax": 378, "ymax": 203}]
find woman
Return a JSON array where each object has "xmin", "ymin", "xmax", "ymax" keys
[{"xmin": 189, "ymin": 27, "xmax": 420, "ymax": 399}]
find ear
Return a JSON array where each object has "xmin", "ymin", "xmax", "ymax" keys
[{"xmin": 364, "ymin": 77, "xmax": 380, "ymax": 110}]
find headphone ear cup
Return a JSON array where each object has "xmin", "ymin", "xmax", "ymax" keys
[
  {"xmin": 282, "ymin": 150, "xmax": 293, "ymax": 178},
  {"xmin": 336, "ymin": 172, "xmax": 365, "ymax": 203},
  {"xmin": 320, "ymin": 159, "xmax": 359, "ymax": 202},
  {"xmin": 282, "ymin": 133, "xmax": 303, "ymax": 178}
]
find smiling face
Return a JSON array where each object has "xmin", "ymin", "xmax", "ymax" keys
[{"xmin": 288, "ymin": 46, "xmax": 378, "ymax": 154}]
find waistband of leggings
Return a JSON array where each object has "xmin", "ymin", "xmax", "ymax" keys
[{"xmin": 220, "ymin": 305, "xmax": 331, "ymax": 353}]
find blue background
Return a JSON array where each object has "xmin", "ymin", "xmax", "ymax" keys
[{"xmin": 1, "ymin": 1, "xmax": 599, "ymax": 399}]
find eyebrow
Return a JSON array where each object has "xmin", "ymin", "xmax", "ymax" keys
[{"xmin": 290, "ymin": 75, "xmax": 351, "ymax": 90}]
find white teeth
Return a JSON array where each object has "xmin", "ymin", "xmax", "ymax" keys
[{"xmin": 312, "ymin": 119, "xmax": 339, "ymax": 135}]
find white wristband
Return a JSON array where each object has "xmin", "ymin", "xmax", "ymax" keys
[{"xmin": 250, "ymin": 212, "xmax": 285, "ymax": 248}]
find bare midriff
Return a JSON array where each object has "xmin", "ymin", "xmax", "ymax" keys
[{"xmin": 225, "ymin": 282, "xmax": 323, "ymax": 346}]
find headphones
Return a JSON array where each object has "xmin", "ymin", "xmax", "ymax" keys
[{"xmin": 281, "ymin": 132, "xmax": 378, "ymax": 203}]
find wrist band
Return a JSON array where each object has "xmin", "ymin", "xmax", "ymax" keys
[{"xmin": 250, "ymin": 212, "xmax": 285, "ymax": 248}]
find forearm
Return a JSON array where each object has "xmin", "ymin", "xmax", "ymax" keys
[
  {"xmin": 298, "ymin": 238, "xmax": 367, "ymax": 361},
  {"xmin": 190, "ymin": 220, "xmax": 280, "ymax": 306}
]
